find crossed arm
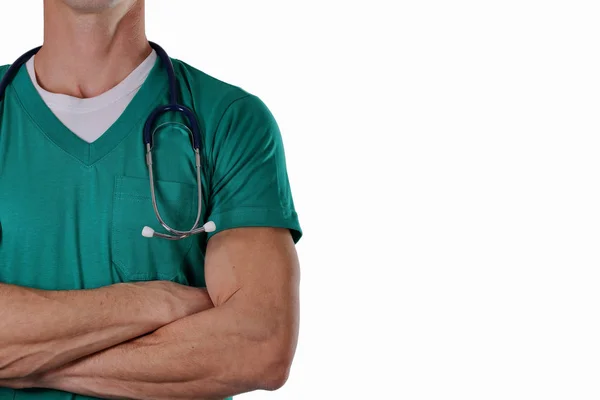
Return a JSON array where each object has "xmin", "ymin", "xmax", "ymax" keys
[{"xmin": 0, "ymin": 227, "xmax": 300, "ymax": 399}]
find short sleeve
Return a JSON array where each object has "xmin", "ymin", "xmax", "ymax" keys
[{"xmin": 206, "ymin": 94, "xmax": 302, "ymax": 243}]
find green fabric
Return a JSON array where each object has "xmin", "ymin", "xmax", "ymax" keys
[{"xmin": 0, "ymin": 55, "xmax": 300, "ymax": 400}]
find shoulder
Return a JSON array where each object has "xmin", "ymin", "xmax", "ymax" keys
[
  {"xmin": 0, "ymin": 65, "xmax": 10, "ymax": 105},
  {"xmin": 0, "ymin": 64, "xmax": 9, "ymax": 81},
  {"xmin": 171, "ymin": 59, "xmax": 276, "ymax": 132},
  {"xmin": 172, "ymin": 59, "xmax": 247, "ymax": 101}
]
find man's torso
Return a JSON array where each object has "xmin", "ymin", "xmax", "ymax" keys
[{"xmin": 0, "ymin": 58, "xmax": 248, "ymax": 400}]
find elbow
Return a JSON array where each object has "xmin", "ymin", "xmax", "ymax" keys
[
  {"xmin": 259, "ymin": 358, "xmax": 292, "ymax": 391},
  {"xmin": 254, "ymin": 336, "xmax": 296, "ymax": 391}
]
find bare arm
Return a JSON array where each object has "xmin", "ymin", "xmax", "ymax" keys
[
  {"xmin": 27, "ymin": 227, "xmax": 300, "ymax": 400},
  {"xmin": 0, "ymin": 281, "xmax": 213, "ymax": 381}
]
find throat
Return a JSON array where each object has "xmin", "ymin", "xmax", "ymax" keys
[
  {"xmin": 32, "ymin": 44, "xmax": 153, "ymax": 99},
  {"xmin": 25, "ymin": 49, "xmax": 157, "ymax": 144}
]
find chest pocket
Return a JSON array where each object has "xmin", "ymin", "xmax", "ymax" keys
[{"xmin": 111, "ymin": 175, "xmax": 197, "ymax": 283}]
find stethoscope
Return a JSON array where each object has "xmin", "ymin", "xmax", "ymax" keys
[{"xmin": 0, "ymin": 41, "xmax": 216, "ymax": 240}]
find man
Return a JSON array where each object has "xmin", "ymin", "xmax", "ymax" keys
[{"xmin": 0, "ymin": 0, "xmax": 301, "ymax": 399}]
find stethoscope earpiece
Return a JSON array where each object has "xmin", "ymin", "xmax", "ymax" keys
[{"xmin": 141, "ymin": 221, "xmax": 215, "ymax": 240}]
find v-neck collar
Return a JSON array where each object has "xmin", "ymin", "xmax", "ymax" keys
[{"xmin": 11, "ymin": 56, "xmax": 168, "ymax": 166}]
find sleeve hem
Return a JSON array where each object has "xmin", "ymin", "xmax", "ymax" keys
[{"xmin": 206, "ymin": 207, "xmax": 302, "ymax": 243}]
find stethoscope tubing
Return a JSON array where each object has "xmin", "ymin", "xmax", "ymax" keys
[{"xmin": 0, "ymin": 42, "xmax": 215, "ymax": 240}]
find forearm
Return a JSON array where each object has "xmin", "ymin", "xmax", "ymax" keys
[
  {"xmin": 38, "ymin": 298, "xmax": 295, "ymax": 400},
  {"xmin": 0, "ymin": 282, "xmax": 198, "ymax": 380}
]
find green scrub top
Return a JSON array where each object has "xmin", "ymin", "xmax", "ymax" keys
[{"xmin": 0, "ymin": 56, "xmax": 301, "ymax": 400}]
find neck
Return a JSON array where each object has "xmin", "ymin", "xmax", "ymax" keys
[{"xmin": 35, "ymin": 0, "xmax": 151, "ymax": 98}]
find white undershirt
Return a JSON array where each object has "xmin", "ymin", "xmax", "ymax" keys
[{"xmin": 26, "ymin": 50, "xmax": 157, "ymax": 143}]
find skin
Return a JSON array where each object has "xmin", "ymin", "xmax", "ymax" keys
[
  {"xmin": 0, "ymin": 1, "xmax": 301, "ymax": 398},
  {"xmin": 35, "ymin": 0, "xmax": 149, "ymax": 98},
  {"xmin": 0, "ymin": 282, "xmax": 213, "ymax": 379},
  {"xmin": 7, "ymin": 228, "xmax": 301, "ymax": 399}
]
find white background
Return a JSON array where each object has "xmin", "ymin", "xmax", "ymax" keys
[{"xmin": 2, "ymin": 1, "xmax": 600, "ymax": 399}]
